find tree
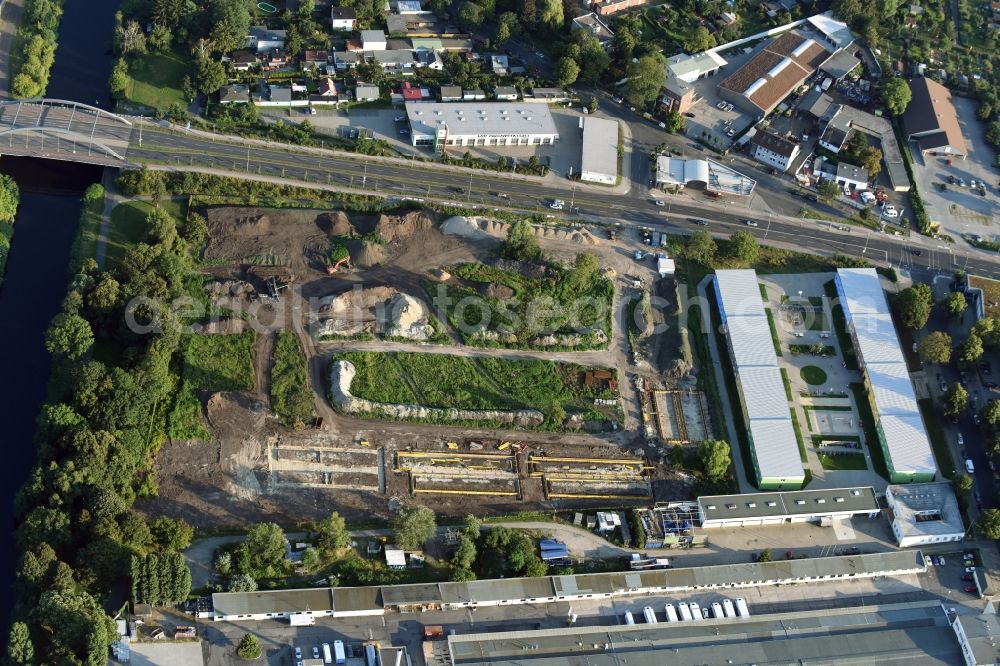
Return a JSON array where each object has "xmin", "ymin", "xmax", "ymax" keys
[
  {"xmin": 817, "ymin": 179, "xmax": 841, "ymax": 202},
  {"xmin": 501, "ymin": 219, "xmax": 542, "ymax": 262},
  {"xmin": 215, "ymin": 551, "xmax": 232, "ymax": 575},
  {"xmin": 859, "ymin": 146, "xmax": 883, "ymax": 178},
  {"xmin": 451, "ymin": 535, "xmax": 477, "ymax": 569},
  {"xmin": 576, "ymin": 32, "xmax": 610, "ymax": 84},
  {"xmin": 495, "ymin": 12, "xmax": 518, "ymax": 44},
  {"xmin": 236, "ymin": 633, "xmax": 262, "ymax": 659},
  {"xmin": 301, "ymin": 547, "xmax": 320, "ymax": 570},
  {"xmin": 457, "ymin": 1, "xmax": 483, "ymax": 29},
  {"xmin": 960, "ymin": 332, "xmax": 984, "ymax": 364},
  {"xmin": 684, "ymin": 230, "xmax": 717, "ymax": 265},
  {"xmin": 664, "ymin": 110, "xmax": 685, "ymax": 133},
  {"xmin": 315, "ymin": 511, "xmax": 350, "ymax": 553},
  {"xmin": 954, "ymin": 473, "xmax": 974, "ymax": 495},
  {"xmin": 626, "ymin": 54, "xmax": 666, "ymax": 105},
  {"xmin": 944, "ymin": 382, "xmax": 969, "ymax": 417},
  {"xmin": 150, "ymin": 516, "xmax": 194, "ymax": 552},
  {"xmin": 977, "ymin": 508, "xmax": 1000, "ymax": 539},
  {"xmin": 917, "ymin": 331, "xmax": 952, "ymax": 364},
  {"xmin": 554, "ymin": 57, "xmax": 580, "ymax": 87},
  {"xmin": 0, "ymin": 173, "xmax": 19, "ymax": 223},
  {"xmin": 7, "ymin": 621, "xmax": 33, "ymax": 664},
  {"xmin": 519, "ymin": 0, "xmax": 537, "ymax": 24},
  {"xmin": 109, "ymin": 58, "xmax": 129, "ymax": 100},
  {"xmin": 235, "ymin": 522, "xmax": 288, "ymax": 578},
  {"xmin": 758, "ymin": 548, "xmax": 773, "ymax": 562},
  {"xmin": 194, "ymin": 57, "xmax": 227, "ymax": 95},
  {"xmin": 699, "ymin": 440, "xmax": 731, "ymax": 481},
  {"xmin": 228, "ymin": 573, "xmax": 258, "ymax": 592},
  {"xmin": 883, "ymin": 77, "xmax": 912, "ymax": 116},
  {"xmin": 115, "ymin": 19, "xmax": 147, "ymax": 55},
  {"xmin": 943, "ymin": 291, "xmax": 967, "ymax": 320},
  {"xmin": 982, "ymin": 399, "xmax": 1000, "ymax": 427},
  {"xmin": 392, "ymin": 506, "xmax": 437, "ymax": 550},
  {"xmin": 683, "ymin": 26, "xmax": 716, "ymax": 52},
  {"xmin": 726, "ymin": 230, "xmax": 759, "ymax": 265},
  {"xmin": 45, "ymin": 312, "xmax": 94, "ymax": 359},
  {"xmin": 539, "ymin": 0, "xmax": 563, "ymax": 30},
  {"xmin": 563, "ymin": 252, "xmax": 600, "ymax": 294},
  {"xmin": 463, "ymin": 514, "xmax": 482, "ymax": 540},
  {"xmin": 895, "ymin": 283, "xmax": 933, "ymax": 330}
]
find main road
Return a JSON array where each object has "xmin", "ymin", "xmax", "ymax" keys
[{"xmin": 127, "ymin": 122, "xmax": 1000, "ymax": 278}]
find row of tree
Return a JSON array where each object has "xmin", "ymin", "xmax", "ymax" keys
[
  {"xmin": 131, "ymin": 553, "xmax": 192, "ymax": 605},
  {"xmin": 9, "ymin": 0, "xmax": 64, "ymax": 98}
]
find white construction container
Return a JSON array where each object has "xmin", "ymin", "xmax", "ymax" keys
[
  {"xmin": 722, "ymin": 599, "xmax": 736, "ymax": 618},
  {"xmin": 689, "ymin": 602, "xmax": 704, "ymax": 620},
  {"xmin": 642, "ymin": 606, "xmax": 658, "ymax": 624},
  {"xmin": 664, "ymin": 604, "xmax": 679, "ymax": 622},
  {"xmin": 711, "ymin": 602, "xmax": 724, "ymax": 619},
  {"xmin": 289, "ymin": 613, "xmax": 315, "ymax": 626},
  {"xmin": 624, "ymin": 611, "xmax": 635, "ymax": 625},
  {"xmin": 736, "ymin": 598, "xmax": 750, "ymax": 617},
  {"xmin": 678, "ymin": 602, "xmax": 693, "ymax": 622}
]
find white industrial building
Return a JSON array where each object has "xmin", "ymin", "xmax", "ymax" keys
[
  {"xmin": 835, "ymin": 268, "xmax": 937, "ymax": 483},
  {"xmin": 666, "ymin": 50, "xmax": 728, "ymax": 83},
  {"xmin": 579, "ymin": 116, "xmax": 619, "ymax": 184},
  {"xmin": 655, "ymin": 157, "xmax": 756, "ymax": 196},
  {"xmin": 404, "ymin": 102, "xmax": 559, "ymax": 150},
  {"xmin": 886, "ymin": 482, "xmax": 965, "ymax": 547},
  {"xmin": 699, "ymin": 487, "xmax": 879, "ymax": 528},
  {"xmin": 714, "ymin": 269, "xmax": 805, "ymax": 489}
]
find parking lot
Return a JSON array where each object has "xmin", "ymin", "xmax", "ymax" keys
[
  {"xmin": 909, "ymin": 96, "xmax": 999, "ymax": 240},
  {"xmin": 680, "ymin": 45, "xmax": 759, "ymax": 149},
  {"xmin": 260, "ymin": 105, "xmax": 423, "ymax": 157}
]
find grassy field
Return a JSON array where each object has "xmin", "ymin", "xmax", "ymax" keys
[
  {"xmin": 167, "ymin": 380, "xmax": 212, "ymax": 441},
  {"xmin": 182, "ymin": 332, "xmax": 256, "ymax": 392},
  {"xmin": 818, "ymin": 453, "xmax": 868, "ymax": 470},
  {"xmin": 107, "ymin": 199, "xmax": 187, "ymax": 267},
  {"xmin": 334, "ymin": 351, "xmax": 615, "ymax": 426},
  {"xmin": 125, "ymin": 49, "xmax": 188, "ymax": 110},
  {"xmin": 270, "ymin": 330, "xmax": 314, "ymax": 428},
  {"xmin": 434, "ymin": 263, "xmax": 613, "ymax": 350},
  {"xmin": 70, "ymin": 194, "xmax": 105, "ymax": 269},
  {"xmin": 919, "ymin": 397, "xmax": 956, "ymax": 478},
  {"xmin": 800, "ymin": 366, "xmax": 828, "ymax": 385}
]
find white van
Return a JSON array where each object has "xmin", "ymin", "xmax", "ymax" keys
[{"xmin": 966, "ymin": 459, "xmax": 976, "ymax": 474}]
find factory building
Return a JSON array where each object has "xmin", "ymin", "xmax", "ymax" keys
[
  {"xmin": 579, "ymin": 116, "xmax": 619, "ymax": 184},
  {"xmin": 698, "ymin": 487, "xmax": 879, "ymax": 528},
  {"xmin": 886, "ymin": 482, "xmax": 965, "ymax": 547},
  {"xmin": 404, "ymin": 102, "xmax": 559, "ymax": 151}
]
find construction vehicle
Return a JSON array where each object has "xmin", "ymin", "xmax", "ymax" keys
[
  {"xmin": 325, "ymin": 255, "xmax": 352, "ymax": 274},
  {"xmin": 359, "ymin": 439, "xmax": 370, "ymax": 447},
  {"xmin": 498, "ymin": 441, "xmax": 512, "ymax": 451},
  {"xmin": 446, "ymin": 441, "xmax": 459, "ymax": 450}
]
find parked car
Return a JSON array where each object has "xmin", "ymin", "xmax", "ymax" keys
[
  {"xmin": 966, "ymin": 566, "xmax": 976, "ymax": 573},
  {"xmin": 394, "ymin": 115, "xmax": 405, "ymax": 122},
  {"xmin": 938, "ymin": 374, "xmax": 948, "ymax": 392},
  {"xmin": 962, "ymin": 574, "xmax": 973, "ymax": 581},
  {"xmin": 654, "ymin": 200, "xmax": 665, "ymax": 206},
  {"xmin": 965, "ymin": 586, "xmax": 979, "ymax": 593},
  {"xmin": 936, "ymin": 556, "xmax": 946, "ymax": 566}
]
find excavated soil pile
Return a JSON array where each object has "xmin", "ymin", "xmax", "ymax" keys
[
  {"xmin": 350, "ymin": 239, "xmax": 386, "ymax": 268},
  {"xmin": 481, "ymin": 283, "xmax": 515, "ymax": 299},
  {"xmin": 373, "ymin": 211, "xmax": 435, "ymax": 243},
  {"xmin": 316, "ymin": 211, "xmax": 353, "ymax": 236}
]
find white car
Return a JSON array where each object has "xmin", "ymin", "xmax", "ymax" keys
[
  {"xmin": 883, "ymin": 205, "xmax": 899, "ymax": 218},
  {"xmin": 394, "ymin": 115, "xmax": 405, "ymax": 122},
  {"xmin": 654, "ymin": 200, "xmax": 665, "ymax": 206},
  {"xmin": 549, "ymin": 200, "xmax": 564, "ymax": 209}
]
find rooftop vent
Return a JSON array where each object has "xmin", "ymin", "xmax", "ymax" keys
[
  {"xmin": 766, "ymin": 501, "xmax": 777, "ymax": 507},
  {"xmin": 747, "ymin": 502, "xmax": 756, "ymax": 508},
  {"xmin": 795, "ymin": 500, "xmax": 806, "ymax": 505},
  {"xmin": 707, "ymin": 504, "xmax": 717, "ymax": 510},
  {"xmin": 835, "ymin": 497, "xmax": 845, "ymax": 503}
]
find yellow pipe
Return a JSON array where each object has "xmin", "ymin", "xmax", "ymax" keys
[
  {"xmin": 528, "ymin": 456, "xmax": 646, "ymax": 464},
  {"xmin": 413, "ymin": 488, "xmax": 519, "ymax": 496},
  {"xmin": 397, "ymin": 451, "xmax": 514, "ymax": 460},
  {"xmin": 545, "ymin": 492, "xmax": 650, "ymax": 499}
]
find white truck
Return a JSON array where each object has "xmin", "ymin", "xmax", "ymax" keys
[
  {"xmin": 642, "ymin": 606, "xmax": 658, "ymax": 624},
  {"xmin": 689, "ymin": 602, "xmax": 704, "ymax": 620},
  {"xmin": 289, "ymin": 613, "xmax": 315, "ymax": 626},
  {"xmin": 722, "ymin": 599, "xmax": 737, "ymax": 618},
  {"xmin": 735, "ymin": 597, "xmax": 750, "ymax": 617},
  {"xmin": 333, "ymin": 641, "xmax": 346, "ymax": 665},
  {"xmin": 624, "ymin": 611, "xmax": 635, "ymax": 625},
  {"xmin": 664, "ymin": 604, "xmax": 679, "ymax": 622},
  {"xmin": 677, "ymin": 602, "xmax": 693, "ymax": 622}
]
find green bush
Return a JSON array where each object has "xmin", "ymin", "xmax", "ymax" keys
[
  {"xmin": 10, "ymin": 0, "xmax": 64, "ymax": 98},
  {"xmin": 270, "ymin": 330, "xmax": 313, "ymax": 428},
  {"xmin": 181, "ymin": 332, "xmax": 256, "ymax": 392}
]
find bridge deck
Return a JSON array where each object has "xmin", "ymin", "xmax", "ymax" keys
[{"xmin": 0, "ymin": 100, "xmax": 133, "ymax": 165}]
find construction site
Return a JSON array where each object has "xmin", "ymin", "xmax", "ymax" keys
[{"xmin": 638, "ymin": 380, "xmax": 713, "ymax": 445}]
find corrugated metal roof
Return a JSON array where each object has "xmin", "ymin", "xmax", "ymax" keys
[
  {"xmin": 880, "ymin": 414, "xmax": 937, "ymax": 475},
  {"xmin": 715, "ymin": 270, "xmax": 767, "ymax": 317},
  {"xmin": 852, "ymin": 313, "xmax": 906, "ymax": 364},
  {"xmin": 728, "ymin": 317, "xmax": 779, "ymax": 367},
  {"xmin": 748, "ymin": 419, "xmax": 805, "ymax": 479},
  {"xmin": 837, "ymin": 268, "xmax": 887, "ymax": 316},
  {"xmin": 739, "ymin": 366, "xmax": 791, "ymax": 419},
  {"xmin": 867, "ymin": 363, "xmax": 920, "ymax": 416},
  {"xmin": 699, "ymin": 486, "xmax": 878, "ymax": 521}
]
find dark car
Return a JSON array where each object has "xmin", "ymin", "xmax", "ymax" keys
[
  {"xmin": 985, "ymin": 381, "xmax": 999, "ymax": 390},
  {"xmin": 909, "ymin": 249, "xmax": 922, "ymax": 256},
  {"xmin": 965, "ymin": 586, "xmax": 979, "ymax": 594},
  {"xmin": 807, "ymin": 194, "xmax": 818, "ymax": 202},
  {"xmin": 690, "ymin": 218, "xmax": 709, "ymax": 226},
  {"xmin": 962, "ymin": 574, "xmax": 974, "ymax": 581}
]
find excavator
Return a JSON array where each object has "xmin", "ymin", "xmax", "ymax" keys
[{"xmin": 325, "ymin": 255, "xmax": 352, "ymax": 274}]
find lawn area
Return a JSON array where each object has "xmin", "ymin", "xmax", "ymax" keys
[
  {"xmin": 818, "ymin": 453, "xmax": 868, "ymax": 470},
  {"xmin": 70, "ymin": 193, "xmax": 104, "ymax": 270},
  {"xmin": 765, "ymin": 309, "xmax": 782, "ymax": 356},
  {"xmin": 790, "ymin": 410, "xmax": 807, "ymax": 462},
  {"xmin": 270, "ymin": 330, "xmax": 314, "ymax": 428},
  {"xmin": 333, "ymin": 351, "xmax": 616, "ymax": 426},
  {"xmin": 970, "ymin": 276, "xmax": 1000, "ymax": 318},
  {"xmin": 107, "ymin": 199, "xmax": 187, "ymax": 267},
  {"xmin": 800, "ymin": 365, "xmax": 828, "ymax": 385},
  {"xmin": 919, "ymin": 397, "xmax": 956, "ymax": 478},
  {"xmin": 182, "ymin": 332, "xmax": 257, "ymax": 392},
  {"xmin": 433, "ymin": 262, "xmax": 613, "ymax": 350},
  {"xmin": 124, "ymin": 49, "xmax": 189, "ymax": 111}
]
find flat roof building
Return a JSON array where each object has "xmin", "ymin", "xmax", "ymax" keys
[
  {"xmin": 718, "ymin": 31, "xmax": 831, "ymax": 116},
  {"xmin": 886, "ymin": 482, "xmax": 965, "ymax": 547},
  {"xmin": 445, "ymin": 601, "xmax": 962, "ymax": 666},
  {"xmin": 579, "ymin": 116, "xmax": 619, "ymax": 185},
  {"xmin": 667, "ymin": 51, "xmax": 727, "ymax": 83},
  {"xmin": 835, "ymin": 268, "xmax": 937, "ymax": 482},
  {"xmin": 821, "ymin": 48, "xmax": 862, "ymax": 81},
  {"xmin": 404, "ymin": 102, "xmax": 559, "ymax": 151},
  {"xmin": 902, "ymin": 76, "xmax": 968, "ymax": 159},
  {"xmin": 699, "ymin": 486, "xmax": 879, "ymax": 527},
  {"xmin": 714, "ymin": 269, "xmax": 805, "ymax": 489}
]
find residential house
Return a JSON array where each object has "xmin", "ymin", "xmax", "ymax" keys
[
  {"xmin": 262, "ymin": 48, "xmax": 290, "ymax": 70},
  {"xmin": 749, "ymin": 131, "xmax": 801, "ymax": 172},
  {"xmin": 401, "ymin": 81, "xmax": 431, "ymax": 102},
  {"xmin": 818, "ymin": 110, "xmax": 852, "ymax": 153},
  {"xmin": 230, "ymin": 49, "xmax": 259, "ymax": 72},
  {"xmin": 830, "ymin": 161, "xmax": 869, "ymax": 190},
  {"xmin": 219, "ymin": 84, "xmax": 250, "ymax": 104},
  {"xmin": 489, "ymin": 54, "xmax": 509, "ymax": 75},
  {"xmin": 330, "ymin": 6, "xmax": 357, "ymax": 30},
  {"xmin": 415, "ymin": 49, "xmax": 444, "ymax": 70},
  {"xmin": 494, "ymin": 85, "xmax": 519, "ymax": 101},
  {"xmin": 571, "ymin": 13, "xmax": 615, "ymax": 47},
  {"xmin": 302, "ymin": 50, "xmax": 329, "ymax": 69},
  {"xmin": 439, "ymin": 85, "xmax": 462, "ymax": 102},
  {"xmin": 720, "ymin": 11, "xmax": 738, "ymax": 26},
  {"xmin": 525, "ymin": 87, "xmax": 570, "ymax": 103},
  {"xmin": 316, "ymin": 78, "xmax": 338, "ymax": 97},
  {"xmin": 355, "ymin": 84, "xmax": 380, "ymax": 101},
  {"xmin": 660, "ymin": 76, "xmax": 695, "ymax": 114},
  {"xmin": 395, "ymin": 0, "xmax": 424, "ymax": 12},
  {"xmin": 463, "ymin": 89, "xmax": 486, "ymax": 101},
  {"xmin": 269, "ymin": 84, "xmax": 293, "ymax": 103},
  {"xmin": 586, "ymin": 0, "xmax": 649, "ymax": 16},
  {"xmin": 361, "ymin": 30, "xmax": 388, "ymax": 50},
  {"xmin": 248, "ymin": 26, "xmax": 287, "ymax": 53}
]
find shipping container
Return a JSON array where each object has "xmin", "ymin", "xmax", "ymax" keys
[
  {"xmin": 722, "ymin": 599, "xmax": 736, "ymax": 618},
  {"xmin": 642, "ymin": 606, "xmax": 658, "ymax": 624},
  {"xmin": 735, "ymin": 598, "xmax": 750, "ymax": 617},
  {"xmin": 664, "ymin": 604, "xmax": 678, "ymax": 622}
]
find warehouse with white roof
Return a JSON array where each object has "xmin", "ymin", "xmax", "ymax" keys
[
  {"xmin": 834, "ymin": 268, "xmax": 937, "ymax": 483},
  {"xmin": 714, "ymin": 269, "xmax": 805, "ymax": 490},
  {"xmin": 404, "ymin": 102, "xmax": 559, "ymax": 151},
  {"xmin": 579, "ymin": 116, "xmax": 619, "ymax": 185}
]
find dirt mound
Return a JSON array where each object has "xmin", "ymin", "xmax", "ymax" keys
[
  {"xmin": 374, "ymin": 211, "xmax": 434, "ymax": 243},
  {"xmin": 316, "ymin": 211, "xmax": 353, "ymax": 236},
  {"xmin": 229, "ymin": 214, "xmax": 269, "ymax": 235},
  {"xmin": 480, "ymin": 283, "xmax": 515, "ymax": 299},
  {"xmin": 206, "ymin": 392, "xmax": 268, "ymax": 437},
  {"xmin": 440, "ymin": 216, "xmax": 489, "ymax": 239},
  {"xmin": 197, "ymin": 318, "xmax": 250, "ymax": 334},
  {"xmin": 351, "ymin": 239, "xmax": 386, "ymax": 268}
]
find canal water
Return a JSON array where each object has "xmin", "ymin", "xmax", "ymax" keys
[{"xmin": 0, "ymin": 0, "xmax": 119, "ymax": 630}]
